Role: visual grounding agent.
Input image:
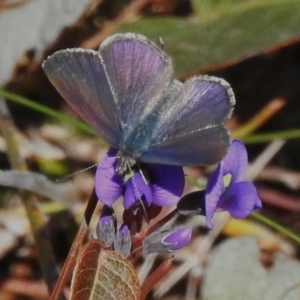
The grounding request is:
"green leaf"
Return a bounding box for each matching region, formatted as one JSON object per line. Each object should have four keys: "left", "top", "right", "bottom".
{"left": 120, "top": 0, "right": 300, "bottom": 76}
{"left": 0, "top": 89, "right": 96, "bottom": 136}
{"left": 191, "top": 0, "right": 254, "bottom": 17}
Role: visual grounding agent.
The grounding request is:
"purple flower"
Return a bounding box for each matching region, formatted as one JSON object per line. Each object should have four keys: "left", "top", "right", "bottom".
{"left": 205, "top": 139, "right": 262, "bottom": 228}
{"left": 95, "top": 148, "right": 124, "bottom": 205}
{"left": 95, "top": 147, "right": 185, "bottom": 210}
{"left": 142, "top": 227, "right": 192, "bottom": 255}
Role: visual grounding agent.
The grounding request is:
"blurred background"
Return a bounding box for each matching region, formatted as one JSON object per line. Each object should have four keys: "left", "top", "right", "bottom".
{"left": 0, "top": 0, "right": 300, "bottom": 299}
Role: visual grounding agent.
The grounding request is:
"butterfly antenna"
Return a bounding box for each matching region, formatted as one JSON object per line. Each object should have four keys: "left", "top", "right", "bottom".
{"left": 56, "top": 163, "right": 98, "bottom": 182}
{"left": 138, "top": 166, "right": 148, "bottom": 185}
{"left": 136, "top": 164, "right": 150, "bottom": 224}
{"left": 140, "top": 197, "right": 150, "bottom": 224}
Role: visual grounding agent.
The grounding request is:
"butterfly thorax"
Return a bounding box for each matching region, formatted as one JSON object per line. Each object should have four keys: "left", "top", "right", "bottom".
{"left": 116, "top": 150, "right": 136, "bottom": 175}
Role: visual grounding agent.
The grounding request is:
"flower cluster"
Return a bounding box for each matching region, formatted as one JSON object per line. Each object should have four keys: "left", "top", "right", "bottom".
{"left": 95, "top": 139, "right": 261, "bottom": 256}
{"left": 43, "top": 32, "right": 262, "bottom": 263}
{"left": 95, "top": 147, "right": 187, "bottom": 256}
{"left": 205, "top": 139, "right": 261, "bottom": 228}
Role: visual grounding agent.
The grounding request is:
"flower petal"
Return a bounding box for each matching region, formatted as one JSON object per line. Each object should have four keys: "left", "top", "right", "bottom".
{"left": 218, "top": 181, "right": 261, "bottom": 218}
{"left": 124, "top": 172, "right": 152, "bottom": 209}
{"left": 222, "top": 139, "right": 248, "bottom": 183}
{"left": 146, "top": 164, "right": 184, "bottom": 206}
{"left": 95, "top": 148, "right": 123, "bottom": 205}
{"left": 123, "top": 172, "right": 152, "bottom": 209}
{"left": 205, "top": 164, "right": 224, "bottom": 229}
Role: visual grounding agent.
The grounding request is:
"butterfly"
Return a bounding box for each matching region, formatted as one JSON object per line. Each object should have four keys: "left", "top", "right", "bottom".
{"left": 42, "top": 32, "right": 235, "bottom": 174}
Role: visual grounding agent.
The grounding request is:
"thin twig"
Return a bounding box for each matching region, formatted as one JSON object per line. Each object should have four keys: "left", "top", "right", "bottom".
{"left": 257, "top": 187, "right": 300, "bottom": 212}
{"left": 81, "top": 0, "right": 151, "bottom": 49}
{"left": 154, "top": 213, "right": 229, "bottom": 298}
{"left": 137, "top": 209, "right": 178, "bottom": 284}
{"left": 140, "top": 258, "right": 173, "bottom": 300}
{"left": 233, "top": 97, "right": 286, "bottom": 138}
{"left": 258, "top": 166, "right": 300, "bottom": 190}
{"left": 246, "top": 139, "right": 285, "bottom": 181}
{"left": 186, "top": 266, "right": 202, "bottom": 300}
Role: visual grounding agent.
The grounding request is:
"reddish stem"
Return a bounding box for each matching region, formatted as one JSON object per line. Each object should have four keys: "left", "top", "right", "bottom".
{"left": 50, "top": 189, "right": 98, "bottom": 300}
{"left": 131, "top": 208, "right": 179, "bottom": 254}
{"left": 140, "top": 257, "right": 173, "bottom": 300}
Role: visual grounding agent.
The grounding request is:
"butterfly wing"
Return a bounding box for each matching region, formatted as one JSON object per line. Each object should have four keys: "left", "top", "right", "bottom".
{"left": 90, "top": 33, "right": 234, "bottom": 165}
{"left": 43, "top": 33, "right": 234, "bottom": 167}
{"left": 98, "top": 33, "right": 173, "bottom": 155}
{"left": 43, "top": 48, "right": 123, "bottom": 148}
{"left": 42, "top": 33, "right": 172, "bottom": 152}
{"left": 139, "top": 76, "right": 235, "bottom": 166}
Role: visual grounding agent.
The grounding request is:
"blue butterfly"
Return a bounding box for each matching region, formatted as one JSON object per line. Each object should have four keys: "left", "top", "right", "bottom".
{"left": 42, "top": 33, "right": 235, "bottom": 174}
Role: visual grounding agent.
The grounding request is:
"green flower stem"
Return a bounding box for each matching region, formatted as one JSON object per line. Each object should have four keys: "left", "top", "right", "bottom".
{"left": 238, "top": 129, "right": 300, "bottom": 143}
{"left": 251, "top": 212, "right": 300, "bottom": 244}
{"left": 0, "top": 89, "right": 95, "bottom": 135}
{"left": 2, "top": 88, "right": 300, "bottom": 145}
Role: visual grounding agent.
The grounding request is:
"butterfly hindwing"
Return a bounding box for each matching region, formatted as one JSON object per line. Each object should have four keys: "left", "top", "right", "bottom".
{"left": 139, "top": 76, "right": 235, "bottom": 166}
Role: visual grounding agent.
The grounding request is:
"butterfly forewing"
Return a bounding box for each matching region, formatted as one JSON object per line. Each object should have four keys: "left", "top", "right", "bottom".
{"left": 99, "top": 33, "right": 173, "bottom": 153}
{"left": 43, "top": 49, "right": 122, "bottom": 148}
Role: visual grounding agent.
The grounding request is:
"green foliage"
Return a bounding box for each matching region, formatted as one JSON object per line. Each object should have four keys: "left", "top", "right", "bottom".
{"left": 121, "top": 0, "right": 300, "bottom": 76}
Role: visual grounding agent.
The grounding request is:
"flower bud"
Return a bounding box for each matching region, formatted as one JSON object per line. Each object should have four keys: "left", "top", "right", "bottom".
{"left": 114, "top": 223, "right": 132, "bottom": 257}
{"left": 142, "top": 227, "right": 192, "bottom": 255}
{"left": 96, "top": 205, "right": 116, "bottom": 247}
